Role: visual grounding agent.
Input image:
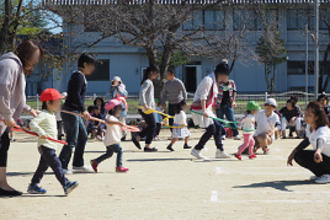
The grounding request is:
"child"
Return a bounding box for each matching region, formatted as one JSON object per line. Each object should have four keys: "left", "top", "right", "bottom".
{"left": 254, "top": 98, "right": 280, "bottom": 154}
{"left": 90, "top": 98, "right": 129, "bottom": 173}
{"left": 167, "top": 101, "right": 192, "bottom": 151}
{"left": 279, "top": 99, "right": 303, "bottom": 139}
{"left": 234, "top": 101, "right": 260, "bottom": 160}
{"left": 28, "top": 88, "right": 78, "bottom": 195}
{"left": 87, "top": 105, "right": 106, "bottom": 140}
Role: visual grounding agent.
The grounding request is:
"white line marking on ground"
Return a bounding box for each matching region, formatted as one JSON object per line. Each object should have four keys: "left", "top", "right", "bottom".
{"left": 210, "top": 190, "right": 218, "bottom": 203}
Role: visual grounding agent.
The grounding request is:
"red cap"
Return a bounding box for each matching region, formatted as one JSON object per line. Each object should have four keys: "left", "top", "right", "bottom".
{"left": 40, "top": 88, "right": 64, "bottom": 102}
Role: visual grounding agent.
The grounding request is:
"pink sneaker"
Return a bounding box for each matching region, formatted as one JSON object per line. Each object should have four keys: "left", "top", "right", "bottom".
{"left": 90, "top": 160, "right": 98, "bottom": 173}
{"left": 116, "top": 166, "right": 129, "bottom": 173}
{"left": 234, "top": 154, "right": 242, "bottom": 160}
{"left": 249, "top": 154, "right": 257, "bottom": 159}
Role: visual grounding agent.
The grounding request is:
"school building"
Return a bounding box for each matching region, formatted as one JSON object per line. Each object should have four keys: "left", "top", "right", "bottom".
{"left": 28, "top": 0, "right": 330, "bottom": 96}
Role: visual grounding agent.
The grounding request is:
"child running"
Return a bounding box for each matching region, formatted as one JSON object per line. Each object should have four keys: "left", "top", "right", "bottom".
{"left": 90, "top": 98, "right": 129, "bottom": 173}
{"left": 234, "top": 101, "right": 260, "bottom": 160}
{"left": 28, "top": 88, "right": 78, "bottom": 195}
{"left": 166, "top": 101, "right": 192, "bottom": 151}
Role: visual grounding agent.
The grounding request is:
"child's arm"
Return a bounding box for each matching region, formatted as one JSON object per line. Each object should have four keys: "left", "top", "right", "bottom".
{"left": 105, "top": 119, "right": 125, "bottom": 127}
{"left": 29, "top": 113, "right": 47, "bottom": 139}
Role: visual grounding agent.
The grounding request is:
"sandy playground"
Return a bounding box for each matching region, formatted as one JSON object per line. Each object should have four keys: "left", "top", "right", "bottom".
{"left": 1, "top": 129, "right": 330, "bottom": 220}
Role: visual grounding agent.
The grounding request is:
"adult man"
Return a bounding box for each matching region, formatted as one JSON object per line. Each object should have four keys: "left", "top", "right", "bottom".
{"left": 160, "top": 68, "right": 187, "bottom": 129}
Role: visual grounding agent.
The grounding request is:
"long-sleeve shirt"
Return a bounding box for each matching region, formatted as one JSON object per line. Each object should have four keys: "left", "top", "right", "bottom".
{"left": 30, "top": 110, "right": 59, "bottom": 150}
{"left": 160, "top": 78, "right": 187, "bottom": 105}
{"left": 138, "top": 79, "right": 155, "bottom": 109}
{"left": 63, "top": 71, "right": 87, "bottom": 112}
{"left": 296, "top": 125, "right": 330, "bottom": 157}
{"left": 0, "top": 52, "right": 31, "bottom": 136}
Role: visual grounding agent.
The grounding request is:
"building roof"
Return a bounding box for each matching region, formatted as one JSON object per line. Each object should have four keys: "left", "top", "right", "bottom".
{"left": 42, "top": 0, "right": 330, "bottom": 6}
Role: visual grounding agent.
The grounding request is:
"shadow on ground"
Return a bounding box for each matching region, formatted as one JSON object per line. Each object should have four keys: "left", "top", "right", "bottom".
{"left": 233, "top": 180, "right": 315, "bottom": 192}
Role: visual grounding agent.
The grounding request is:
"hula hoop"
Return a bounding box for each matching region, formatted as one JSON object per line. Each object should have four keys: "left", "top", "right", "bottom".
{"left": 136, "top": 105, "right": 174, "bottom": 118}
{"left": 11, "top": 127, "right": 68, "bottom": 145}
{"left": 122, "top": 125, "right": 141, "bottom": 132}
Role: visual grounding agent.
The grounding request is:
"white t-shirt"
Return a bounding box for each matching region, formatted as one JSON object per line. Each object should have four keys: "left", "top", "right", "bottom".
{"left": 239, "top": 114, "right": 255, "bottom": 134}
{"left": 174, "top": 111, "right": 187, "bottom": 126}
{"left": 104, "top": 115, "right": 121, "bottom": 146}
{"left": 306, "top": 125, "right": 330, "bottom": 157}
{"left": 255, "top": 110, "right": 280, "bottom": 136}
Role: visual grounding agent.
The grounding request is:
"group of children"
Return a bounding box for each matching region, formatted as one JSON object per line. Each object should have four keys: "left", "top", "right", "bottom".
{"left": 22, "top": 54, "right": 330, "bottom": 195}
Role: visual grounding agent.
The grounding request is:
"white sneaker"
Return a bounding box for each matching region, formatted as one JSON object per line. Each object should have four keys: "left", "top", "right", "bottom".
{"left": 191, "top": 148, "right": 209, "bottom": 160}
{"left": 233, "top": 135, "right": 241, "bottom": 140}
{"left": 216, "top": 150, "right": 231, "bottom": 159}
{"left": 221, "top": 135, "right": 226, "bottom": 140}
{"left": 63, "top": 169, "right": 73, "bottom": 175}
{"left": 72, "top": 165, "right": 94, "bottom": 173}
{"left": 315, "top": 175, "right": 330, "bottom": 184}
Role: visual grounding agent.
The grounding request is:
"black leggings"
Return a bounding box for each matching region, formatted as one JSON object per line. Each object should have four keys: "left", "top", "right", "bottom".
{"left": 139, "top": 110, "right": 156, "bottom": 145}
{"left": 294, "top": 150, "right": 330, "bottom": 177}
{"left": 0, "top": 130, "right": 10, "bottom": 167}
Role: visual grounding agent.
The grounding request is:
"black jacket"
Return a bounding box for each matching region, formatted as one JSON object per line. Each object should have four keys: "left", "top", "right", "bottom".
{"left": 63, "top": 71, "right": 87, "bottom": 112}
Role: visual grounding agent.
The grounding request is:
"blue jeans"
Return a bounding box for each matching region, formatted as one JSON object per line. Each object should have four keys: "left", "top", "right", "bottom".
{"left": 93, "top": 144, "right": 123, "bottom": 167}
{"left": 194, "top": 120, "right": 224, "bottom": 151}
{"left": 31, "top": 146, "right": 69, "bottom": 187}
{"left": 216, "top": 104, "right": 239, "bottom": 136}
{"left": 59, "top": 112, "right": 88, "bottom": 169}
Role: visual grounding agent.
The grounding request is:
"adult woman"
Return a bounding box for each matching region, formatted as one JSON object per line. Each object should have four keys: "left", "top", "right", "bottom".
{"left": 0, "top": 40, "right": 41, "bottom": 196}
{"left": 287, "top": 102, "right": 330, "bottom": 184}
{"left": 190, "top": 62, "right": 231, "bottom": 160}
{"left": 132, "top": 66, "right": 159, "bottom": 152}
{"left": 109, "top": 76, "right": 128, "bottom": 140}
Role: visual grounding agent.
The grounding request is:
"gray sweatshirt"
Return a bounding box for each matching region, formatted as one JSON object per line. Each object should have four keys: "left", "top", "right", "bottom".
{"left": 138, "top": 79, "right": 155, "bottom": 109}
{"left": 160, "top": 77, "right": 187, "bottom": 105}
{"left": 0, "top": 52, "right": 31, "bottom": 135}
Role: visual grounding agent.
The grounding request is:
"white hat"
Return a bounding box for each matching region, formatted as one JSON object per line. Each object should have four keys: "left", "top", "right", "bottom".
{"left": 112, "top": 76, "right": 122, "bottom": 82}
{"left": 265, "top": 98, "right": 277, "bottom": 107}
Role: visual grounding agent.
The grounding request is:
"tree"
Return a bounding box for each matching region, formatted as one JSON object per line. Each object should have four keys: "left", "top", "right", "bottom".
{"left": 255, "top": 27, "right": 287, "bottom": 93}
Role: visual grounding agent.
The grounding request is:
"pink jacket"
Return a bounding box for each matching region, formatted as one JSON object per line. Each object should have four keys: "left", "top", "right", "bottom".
{"left": 0, "top": 52, "right": 31, "bottom": 135}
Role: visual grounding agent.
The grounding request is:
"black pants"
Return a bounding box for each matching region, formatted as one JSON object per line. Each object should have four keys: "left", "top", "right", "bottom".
{"left": 168, "top": 103, "right": 181, "bottom": 131}
{"left": 155, "top": 123, "right": 161, "bottom": 137}
{"left": 294, "top": 150, "right": 330, "bottom": 177}
{"left": 195, "top": 120, "right": 224, "bottom": 151}
{"left": 31, "top": 146, "right": 69, "bottom": 187}
{"left": 93, "top": 144, "right": 123, "bottom": 167}
{"left": 139, "top": 110, "right": 156, "bottom": 145}
{"left": 0, "top": 130, "right": 10, "bottom": 167}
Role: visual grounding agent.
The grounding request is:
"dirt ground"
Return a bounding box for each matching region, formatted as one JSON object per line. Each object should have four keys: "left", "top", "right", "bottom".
{"left": 1, "top": 129, "right": 330, "bottom": 220}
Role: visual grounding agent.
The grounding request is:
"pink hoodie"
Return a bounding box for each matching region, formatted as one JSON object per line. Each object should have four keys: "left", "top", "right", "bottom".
{"left": 0, "top": 52, "right": 31, "bottom": 135}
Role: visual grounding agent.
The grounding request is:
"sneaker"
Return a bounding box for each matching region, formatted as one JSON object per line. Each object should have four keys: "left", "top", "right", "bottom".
{"left": 263, "top": 147, "right": 270, "bottom": 155}
{"left": 310, "top": 176, "right": 318, "bottom": 181}
{"left": 249, "top": 154, "right": 257, "bottom": 159}
{"left": 315, "top": 175, "right": 330, "bottom": 184}
{"left": 116, "top": 166, "right": 129, "bottom": 172}
{"left": 90, "top": 160, "right": 98, "bottom": 173}
{"left": 132, "top": 133, "right": 141, "bottom": 149}
{"left": 221, "top": 135, "right": 226, "bottom": 140}
{"left": 144, "top": 147, "right": 158, "bottom": 152}
{"left": 215, "top": 149, "right": 231, "bottom": 159}
{"left": 27, "top": 184, "right": 47, "bottom": 194}
{"left": 191, "top": 148, "right": 209, "bottom": 160}
{"left": 233, "top": 135, "right": 241, "bottom": 140}
{"left": 72, "top": 165, "right": 94, "bottom": 173}
{"left": 183, "top": 144, "right": 192, "bottom": 149}
{"left": 167, "top": 145, "right": 174, "bottom": 152}
{"left": 234, "top": 154, "right": 242, "bottom": 160}
{"left": 0, "top": 188, "right": 22, "bottom": 197}
{"left": 63, "top": 169, "right": 73, "bottom": 175}
{"left": 64, "top": 181, "right": 79, "bottom": 195}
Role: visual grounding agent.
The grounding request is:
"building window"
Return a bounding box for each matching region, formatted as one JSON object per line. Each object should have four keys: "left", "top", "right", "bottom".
{"left": 204, "top": 10, "right": 225, "bottom": 30}
{"left": 86, "top": 59, "right": 110, "bottom": 81}
{"left": 287, "top": 9, "right": 328, "bottom": 30}
{"left": 287, "top": 61, "right": 330, "bottom": 75}
{"left": 183, "top": 10, "right": 225, "bottom": 31}
{"left": 234, "top": 9, "right": 278, "bottom": 31}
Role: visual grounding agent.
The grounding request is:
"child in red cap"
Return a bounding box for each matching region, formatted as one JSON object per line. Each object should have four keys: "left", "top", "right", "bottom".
{"left": 27, "top": 88, "right": 78, "bottom": 195}
{"left": 90, "top": 98, "right": 129, "bottom": 173}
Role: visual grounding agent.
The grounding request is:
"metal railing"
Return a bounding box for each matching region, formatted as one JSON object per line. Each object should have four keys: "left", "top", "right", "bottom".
{"left": 27, "top": 91, "right": 325, "bottom": 115}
